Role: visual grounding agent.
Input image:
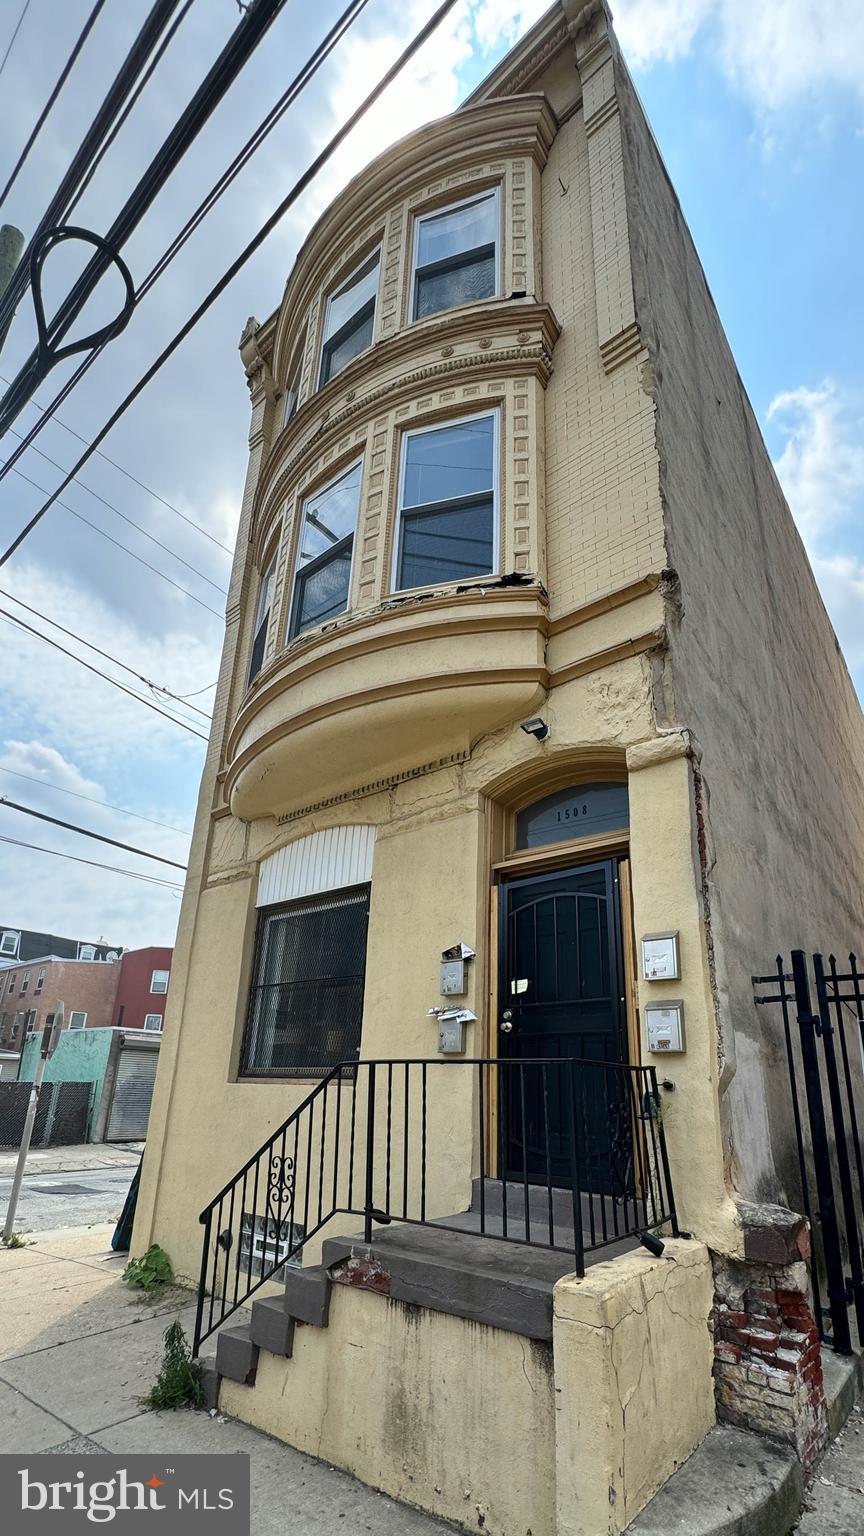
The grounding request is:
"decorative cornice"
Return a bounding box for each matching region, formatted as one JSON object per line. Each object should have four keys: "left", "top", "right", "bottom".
{"left": 253, "top": 301, "right": 560, "bottom": 548}
{"left": 271, "top": 95, "right": 558, "bottom": 381}
{"left": 464, "top": 11, "right": 572, "bottom": 106}
{"left": 274, "top": 751, "right": 471, "bottom": 825}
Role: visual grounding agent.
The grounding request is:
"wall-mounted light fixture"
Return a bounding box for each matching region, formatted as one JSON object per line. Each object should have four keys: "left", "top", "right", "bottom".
{"left": 520, "top": 716, "right": 549, "bottom": 741}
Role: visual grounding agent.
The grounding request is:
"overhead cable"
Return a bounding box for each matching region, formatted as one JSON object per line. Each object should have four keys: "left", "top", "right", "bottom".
{"left": 0, "top": 797, "right": 187, "bottom": 869}
{"left": 0, "top": 765, "right": 192, "bottom": 836}
{"left": 0, "top": 0, "right": 109, "bottom": 210}
{"left": 0, "top": 0, "right": 464, "bottom": 566}
{"left": 0, "top": 0, "right": 34, "bottom": 82}
{"left": 0, "top": 587, "right": 213, "bottom": 718}
{"left": 0, "top": 832, "right": 185, "bottom": 889}
{"left": 0, "top": 0, "right": 374, "bottom": 476}
{"left": 0, "top": 608, "right": 210, "bottom": 739}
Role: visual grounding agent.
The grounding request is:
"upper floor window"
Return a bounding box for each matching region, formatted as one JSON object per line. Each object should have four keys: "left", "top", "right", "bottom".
{"left": 319, "top": 250, "right": 380, "bottom": 387}
{"left": 150, "top": 969, "right": 170, "bottom": 994}
{"left": 283, "top": 350, "right": 303, "bottom": 426}
{"left": 394, "top": 413, "right": 497, "bottom": 592}
{"left": 35, "top": 967, "right": 44, "bottom": 993}
{"left": 69, "top": 1011, "right": 87, "bottom": 1030}
{"left": 21, "top": 971, "right": 30, "bottom": 993}
{"left": 7, "top": 974, "right": 16, "bottom": 994}
{"left": 0, "top": 929, "right": 18, "bottom": 957}
{"left": 290, "top": 460, "right": 362, "bottom": 638}
{"left": 79, "top": 943, "right": 96, "bottom": 960}
{"left": 143, "top": 1013, "right": 163, "bottom": 1032}
{"left": 412, "top": 190, "right": 498, "bottom": 322}
{"left": 248, "top": 556, "right": 276, "bottom": 686}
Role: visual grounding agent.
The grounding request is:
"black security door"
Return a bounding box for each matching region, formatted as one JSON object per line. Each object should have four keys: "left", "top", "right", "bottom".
{"left": 498, "top": 860, "right": 629, "bottom": 1191}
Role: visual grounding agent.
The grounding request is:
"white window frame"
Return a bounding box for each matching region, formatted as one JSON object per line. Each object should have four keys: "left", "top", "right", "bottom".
{"left": 410, "top": 188, "right": 501, "bottom": 324}
{"left": 78, "top": 943, "right": 96, "bottom": 960}
{"left": 0, "top": 929, "right": 18, "bottom": 957}
{"left": 35, "top": 967, "right": 45, "bottom": 992}
{"left": 288, "top": 457, "right": 363, "bottom": 640}
{"left": 20, "top": 971, "right": 30, "bottom": 993}
{"left": 150, "top": 969, "right": 170, "bottom": 994}
{"left": 7, "top": 974, "right": 16, "bottom": 994}
{"left": 143, "top": 1013, "right": 163, "bottom": 1032}
{"left": 391, "top": 409, "right": 500, "bottom": 596}
{"left": 318, "top": 247, "right": 381, "bottom": 389}
{"left": 248, "top": 553, "right": 277, "bottom": 687}
{"left": 68, "top": 1011, "right": 87, "bottom": 1030}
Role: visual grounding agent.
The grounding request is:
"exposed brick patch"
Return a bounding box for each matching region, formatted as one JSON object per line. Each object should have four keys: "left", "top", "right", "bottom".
{"left": 711, "top": 1209, "right": 828, "bottom": 1472}
{"left": 329, "top": 1255, "right": 391, "bottom": 1295}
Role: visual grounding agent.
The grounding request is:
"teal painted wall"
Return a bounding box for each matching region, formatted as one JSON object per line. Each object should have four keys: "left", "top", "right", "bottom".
{"left": 18, "top": 1029, "right": 115, "bottom": 1138}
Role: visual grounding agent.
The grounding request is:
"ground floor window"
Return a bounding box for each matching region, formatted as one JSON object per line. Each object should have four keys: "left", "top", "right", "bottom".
{"left": 240, "top": 884, "right": 370, "bottom": 1078}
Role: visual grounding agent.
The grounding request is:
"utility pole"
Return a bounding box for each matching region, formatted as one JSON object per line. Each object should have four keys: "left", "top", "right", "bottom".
{"left": 2, "top": 1003, "right": 63, "bottom": 1240}
{"left": 0, "top": 224, "right": 25, "bottom": 352}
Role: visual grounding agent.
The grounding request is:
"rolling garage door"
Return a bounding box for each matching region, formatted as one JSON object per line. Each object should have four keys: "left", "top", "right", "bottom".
{"left": 105, "top": 1042, "right": 158, "bottom": 1141}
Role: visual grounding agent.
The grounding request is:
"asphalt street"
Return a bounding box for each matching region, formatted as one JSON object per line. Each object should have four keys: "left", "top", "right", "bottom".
{"left": 0, "top": 1163, "right": 138, "bottom": 1235}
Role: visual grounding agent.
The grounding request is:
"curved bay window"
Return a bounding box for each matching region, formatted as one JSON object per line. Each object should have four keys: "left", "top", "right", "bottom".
{"left": 289, "top": 460, "right": 362, "bottom": 638}
{"left": 411, "top": 190, "right": 498, "bottom": 321}
{"left": 394, "top": 412, "right": 497, "bottom": 591}
{"left": 240, "top": 885, "right": 370, "bottom": 1078}
{"left": 515, "top": 783, "right": 630, "bottom": 851}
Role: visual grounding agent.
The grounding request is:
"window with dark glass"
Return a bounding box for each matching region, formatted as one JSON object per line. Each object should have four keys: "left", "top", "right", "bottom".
{"left": 412, "top": 191, "right": 498, "bottom": 322}
{"left": 283, "top": 351, "right": 302, "bottom": 425}
{"left": 515, "top": 783, "right": 630, "bottom": 850}
{"left": 240, "top": 885, "right": 370, "bottom": 1078}
{"left": 319, "top": 251, "right": 380, "bottom": 387}
{"left": 248, "top": 557, "right": 276, "bottom": 685}
{"left": 290, "top": 460, "right": 361, "bottom": 637}
{"left": 395, "top": 413, "right": 496, "bottom": 591}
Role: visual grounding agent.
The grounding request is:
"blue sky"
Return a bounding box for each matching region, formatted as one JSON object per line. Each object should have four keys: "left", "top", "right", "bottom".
{"left": 0, "top": 0, "right": 861, "bottom": 947}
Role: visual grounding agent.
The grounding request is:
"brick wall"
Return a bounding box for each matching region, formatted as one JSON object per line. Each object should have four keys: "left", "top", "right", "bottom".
{"left": 0, "top": 958, "right": 119, "bottom": 1046}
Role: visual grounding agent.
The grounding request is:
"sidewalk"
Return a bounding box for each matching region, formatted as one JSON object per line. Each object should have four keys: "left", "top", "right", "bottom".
{"left": 796, "top": 1399, "right": 864, "bottom": 1534}
{"left": 0, "top": 1141, "right": 143, "bottom": 1179}
{"left": 0, "top": 1223, "right": 450, "bottom": 1535}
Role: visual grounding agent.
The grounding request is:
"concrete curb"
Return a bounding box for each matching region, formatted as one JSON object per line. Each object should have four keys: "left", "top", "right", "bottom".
{"left": 626, "top": 1424, "right": 801, "bottom": 1535}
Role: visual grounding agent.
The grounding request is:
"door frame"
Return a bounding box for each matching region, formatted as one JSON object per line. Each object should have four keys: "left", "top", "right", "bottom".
{"left": 487, "top": 839, "right": 640, "bottom": 1178}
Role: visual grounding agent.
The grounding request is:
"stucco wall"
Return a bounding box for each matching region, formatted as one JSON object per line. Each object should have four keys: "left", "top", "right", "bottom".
{"left": 613, "top": 42, "right": 864, "bottom": 1204}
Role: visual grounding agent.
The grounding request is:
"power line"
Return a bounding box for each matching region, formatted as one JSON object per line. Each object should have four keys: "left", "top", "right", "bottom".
{"left": 0, "top": 0, "right": 463, "bottom": 566}
{"left": 0, "top": 765, "right": 192, "bottom": 836}
{"left": 0, "top": 0, "right": 109, "bottom": 209}
{"left": 0, "top": 587, "right": 213, "bottom": 718}
{"left": 0, "top": 0, "right": 375, "bottom": 478}
{"left": 0, "top": 797, "right": 188, "bottom": 869}
{"left": 3, "top": 379, "right": 233, "bottom": 555}
{"left": 0, "top": 0, "right": 33, "bottom": 81}
{"left": 0, "top": 832, "right": 185, "bottom": 890}
{"left": 6, "top": 426, "right": 229, "bottom": 595}
{"left": 1, "top": 455, "right": 225, "bottom": 618}
{"left": 0, "top": 608, "right": 210, "bottom": 739}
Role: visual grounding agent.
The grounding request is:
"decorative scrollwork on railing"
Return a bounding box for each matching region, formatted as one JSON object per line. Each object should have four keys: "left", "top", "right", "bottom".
{"left": 267, "top": 1153, "right": 295, "bottom": 1231}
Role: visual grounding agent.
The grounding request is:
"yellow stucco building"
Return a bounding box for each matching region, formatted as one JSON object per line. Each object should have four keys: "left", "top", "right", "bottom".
{"left": 134, "top": 3, "right": 864, "bottom": 1531}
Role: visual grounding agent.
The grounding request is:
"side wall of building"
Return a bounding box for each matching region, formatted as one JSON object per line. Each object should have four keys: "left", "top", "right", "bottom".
{"left": 112, "top": 947, "right": 173, "bottom": 1030}
{"left": 613, "top": 35, "right": 864, "bottom": 1204}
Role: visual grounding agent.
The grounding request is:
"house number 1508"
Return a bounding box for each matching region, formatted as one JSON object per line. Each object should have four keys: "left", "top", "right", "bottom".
{"left": 556, "top": 804, "right": 589, "bottom": 821}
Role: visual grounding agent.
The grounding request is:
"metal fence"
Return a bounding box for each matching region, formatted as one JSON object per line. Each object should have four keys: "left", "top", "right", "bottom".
{"left": 194, "top": 1055, "right": 677, "bottom": 1353}
{"left": 754, "top": 950, "right": 864, "bottom": 1354}
{"left": 0, "top": 1080, "right": 93, "bottom": 1148}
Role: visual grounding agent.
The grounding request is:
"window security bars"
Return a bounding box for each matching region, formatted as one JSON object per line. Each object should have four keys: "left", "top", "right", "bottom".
{"left": 193, "top": 1055, "right": 677, "bottom": 1353}
{"left": 412, "top": 191, "right": 498, "bottom": 321}
{"left": 754, "top": 950, "right": 864, "bottom": 1354}
{"left": 240, "top": 885, "right": 370, "bottom": 1078}
{"left": 290, "top": 460, "right": 363, "bottom": 638}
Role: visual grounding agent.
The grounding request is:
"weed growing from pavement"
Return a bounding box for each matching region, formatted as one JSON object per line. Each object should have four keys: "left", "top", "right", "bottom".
{"left": 1, "top": 1232, "right": 30, "bottom": 1248}
{"left": 123, "top": 1242, "right": 173, "bottom": 1294}
{"left": 143, "top": 1321, "right": 205, "bottom": 1410}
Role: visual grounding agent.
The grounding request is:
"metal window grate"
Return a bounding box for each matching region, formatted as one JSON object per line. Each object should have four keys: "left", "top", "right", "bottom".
{"left": 240, "top": 884, "right": 370, "bottom": 1079}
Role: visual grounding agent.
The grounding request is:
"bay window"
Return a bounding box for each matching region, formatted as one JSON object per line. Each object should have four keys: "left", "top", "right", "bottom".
{"left": 411, "top": 190, "right": 498, "bottom": 321}
{"left": 319, "top": 250, "right": 380, "bottom": 386}
{"left": 248, "top": 556, "right": 276, "bottom": 685}
{"left": 394, "top": 412, "right": 497, "bottom": 592}
{"left": 290, "top": 460, "right": 362, "bottom": 638}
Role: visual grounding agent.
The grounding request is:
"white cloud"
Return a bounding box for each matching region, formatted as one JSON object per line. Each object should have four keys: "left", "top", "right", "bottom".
{"left": 766, "top": 378, "right": 864, "bottom": 690}
{"left": 767, "top": 380, "right": 864, "bottom": 543}
{"left": 615, "top": 0, "right": 864, "bottom": 111}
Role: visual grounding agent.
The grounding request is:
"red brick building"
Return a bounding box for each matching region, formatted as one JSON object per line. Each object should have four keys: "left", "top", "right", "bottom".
{"left": 0, "top": 956, "right": 119, "bottom": 1048}
{"left": 111, "top": 947, "right": 173, "bottom": 1034}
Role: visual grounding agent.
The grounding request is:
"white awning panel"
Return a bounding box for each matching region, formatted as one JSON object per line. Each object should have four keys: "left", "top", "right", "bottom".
{"left": 257, "top": 825, "right": 377, "bottom": 908}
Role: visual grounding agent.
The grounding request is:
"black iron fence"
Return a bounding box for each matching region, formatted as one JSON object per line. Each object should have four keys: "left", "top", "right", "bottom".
{"left": 194, "top": 1055, "right": 677, "bottom": 1353}
{"left": 754, "top": 950, "right": 864, "bottom": 1354}
{"left": 0, "top": 1079, "right": 93, "bottom": 1148}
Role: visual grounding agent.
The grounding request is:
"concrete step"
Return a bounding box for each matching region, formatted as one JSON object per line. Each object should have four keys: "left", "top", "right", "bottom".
{"left": 250, "top": 1296, "right": 295, "bottom": 1357}
{"left": 214, "top": 1323, "right": 258, "bottom": 1386}
{"left": 469, "top": 1177, "right": 642, "bottom": 1255}
{"left": 284, "top": 1263, "right": 331, "bottom": 1327}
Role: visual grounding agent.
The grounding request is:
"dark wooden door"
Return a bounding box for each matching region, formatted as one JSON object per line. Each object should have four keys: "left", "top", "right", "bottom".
{"left": 497, "top": 860, "right": 629, "bottom": 1191}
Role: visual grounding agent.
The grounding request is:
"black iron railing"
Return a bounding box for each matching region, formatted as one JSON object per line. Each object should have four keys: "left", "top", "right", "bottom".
{"left": 193, "top": 1056, "right": 677, "bottom": 1353}
{"left": 754, "top": 950, "right": 864, "bottom": 1354}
